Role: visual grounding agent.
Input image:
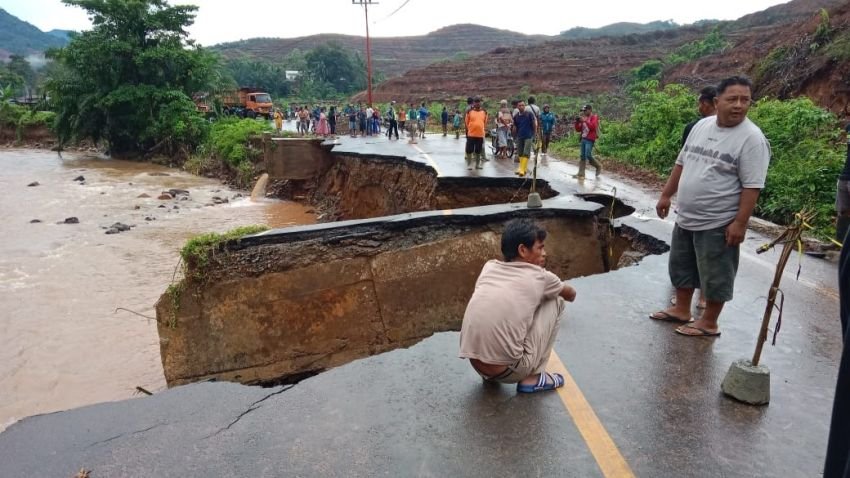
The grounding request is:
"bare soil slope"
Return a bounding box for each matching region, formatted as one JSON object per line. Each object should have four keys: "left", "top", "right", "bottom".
{"left": 357, "top": 0, "right": 850, "bottom": 115}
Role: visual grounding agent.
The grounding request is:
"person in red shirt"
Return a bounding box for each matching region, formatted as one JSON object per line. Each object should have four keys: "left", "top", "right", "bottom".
{"left": 573, "top": 104, "right": 602, "bottom": 179}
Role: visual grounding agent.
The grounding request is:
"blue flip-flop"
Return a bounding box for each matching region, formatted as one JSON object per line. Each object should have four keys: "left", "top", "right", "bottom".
{"left": 517, "top": 372, "right": 565, "bottom": 393}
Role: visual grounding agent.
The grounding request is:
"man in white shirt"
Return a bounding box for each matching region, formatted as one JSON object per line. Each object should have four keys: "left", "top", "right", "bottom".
{"left": 651, "top": 76, "right": 771, "bottom": 337}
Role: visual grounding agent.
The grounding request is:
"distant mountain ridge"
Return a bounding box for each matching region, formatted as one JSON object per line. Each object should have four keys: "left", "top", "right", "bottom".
{"left": 211, "top": 24, "right": 549, "bottom": 78}
{"left": 0, "top": 8, "right": 69, "bottom": 57}
{"left": 560, "top": 20, "right": 682, "bottom": 39}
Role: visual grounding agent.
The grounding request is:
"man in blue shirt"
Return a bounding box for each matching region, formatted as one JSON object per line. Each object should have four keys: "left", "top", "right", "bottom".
{"left": 513, "top": 101, "right": 537, "bottom": 177}
{"left": 418, "top": 103, "right": 430, "bottom": 139}
{"left": 441, "top": 106, "right": 449, "bottom": 136}
{"left": 540, "top": 105, "right": 556, "bottom": 155}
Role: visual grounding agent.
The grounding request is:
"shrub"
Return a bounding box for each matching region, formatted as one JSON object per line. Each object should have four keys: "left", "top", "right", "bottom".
{"left": 747, "top": 97, "right": 844, "bottom": 233}
{"left": 206, "top": 118, "right": 270, "bottom": 167}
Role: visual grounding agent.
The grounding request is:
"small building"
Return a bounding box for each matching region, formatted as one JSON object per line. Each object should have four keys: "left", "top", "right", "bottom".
{"left": 285, "top": 70, "right": 301, "bottom": 81}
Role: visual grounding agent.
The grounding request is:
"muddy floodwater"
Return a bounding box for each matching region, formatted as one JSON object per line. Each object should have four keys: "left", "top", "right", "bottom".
{"left": 0, "top": 149, "right": 315, "bottom": 431}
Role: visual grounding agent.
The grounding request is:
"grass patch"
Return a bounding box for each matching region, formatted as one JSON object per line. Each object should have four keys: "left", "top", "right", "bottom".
{"left": 180, "top": 224, "right": 270, "bottom": 275}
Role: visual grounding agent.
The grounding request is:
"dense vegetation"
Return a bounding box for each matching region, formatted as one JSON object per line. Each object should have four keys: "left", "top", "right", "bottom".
{"left": 46, "top": 0, "right": 217, "bottom": 157}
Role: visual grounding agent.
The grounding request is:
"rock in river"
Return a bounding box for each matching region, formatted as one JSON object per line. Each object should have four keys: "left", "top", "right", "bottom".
{"left": 157, "top": 193, "right": 173, "bottom": 200}
{"left": 73, "top": 175, "right": 85, "bottom": 182}
{"left": 27, "top": 181, "right": 40, "bottom": 187}
{"left": 104, "top": 222, "right": 133, "bottom": 234}
{"left": 61, "top": 217, "right": 79, "bottom": 224}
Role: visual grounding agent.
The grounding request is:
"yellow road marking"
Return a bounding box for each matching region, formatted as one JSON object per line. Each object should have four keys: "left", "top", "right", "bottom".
{"left": 547, "top": 351, "right": 636, "bottom": 478}
{"left": 411, "top": 144, "right": 442, "bottom": 176}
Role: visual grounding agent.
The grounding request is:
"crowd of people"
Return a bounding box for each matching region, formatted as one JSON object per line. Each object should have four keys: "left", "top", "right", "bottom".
{"left": 266, "top": 98, "right": 587, "bottom": 162}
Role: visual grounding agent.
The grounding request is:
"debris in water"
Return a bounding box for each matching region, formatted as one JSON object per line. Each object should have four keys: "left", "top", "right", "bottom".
{"left": 61, "top": 217, "right": 79, "bottom": 224}
{"left": 27, "top": 181, "right": 39, "bottom": 187}
{"left": 73, "top": 175, "right": 85, "bottom": 182}
{"left": 30, "top": 219, "right": 42, "bottom": 223}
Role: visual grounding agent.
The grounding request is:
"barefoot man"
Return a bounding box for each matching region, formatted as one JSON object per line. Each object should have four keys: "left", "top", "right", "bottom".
{"left": 650, "top": 76, "right": 770, "bottom": 337}
{"left": 459, "top": 218, "right": 577, "bottom": 393}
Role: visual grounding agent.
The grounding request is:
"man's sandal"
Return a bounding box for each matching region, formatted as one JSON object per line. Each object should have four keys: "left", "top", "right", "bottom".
{"left": 517, "top": 372, "right": 565, "bottom": 393}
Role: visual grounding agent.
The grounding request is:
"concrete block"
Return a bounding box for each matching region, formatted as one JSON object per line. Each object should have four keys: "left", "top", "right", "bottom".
{"left": 721, "top": 359, "right": 770, "bottom": 405}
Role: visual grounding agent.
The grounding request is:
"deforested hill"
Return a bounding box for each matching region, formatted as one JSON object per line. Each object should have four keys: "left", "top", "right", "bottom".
{"left": 210, "top": 24, "right": 550, "bottom": 78}
{"left": 356, "top": 0, "right": 850, "bottom": 115}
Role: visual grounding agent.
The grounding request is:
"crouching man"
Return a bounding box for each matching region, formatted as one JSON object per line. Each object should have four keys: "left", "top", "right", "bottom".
{"left": 459, "top": 218, "right": 577, "bottom": 393}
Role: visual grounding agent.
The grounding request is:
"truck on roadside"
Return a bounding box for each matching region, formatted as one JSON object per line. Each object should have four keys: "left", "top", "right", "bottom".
{"left": 193, "top": 87, "right": 274, "bottom": 120}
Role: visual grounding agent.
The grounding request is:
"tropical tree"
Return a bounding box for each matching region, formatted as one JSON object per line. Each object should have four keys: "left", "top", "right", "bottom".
{"left": 303, "top": 42, "right": 367, "bottom": 95}
{"left": 47, "top": 0, "right": 217, "bottom": 156}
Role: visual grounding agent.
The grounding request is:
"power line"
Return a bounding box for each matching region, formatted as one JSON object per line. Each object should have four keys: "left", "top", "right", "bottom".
{"left": 376, "top": 0, "right": 413, "bottom": 23}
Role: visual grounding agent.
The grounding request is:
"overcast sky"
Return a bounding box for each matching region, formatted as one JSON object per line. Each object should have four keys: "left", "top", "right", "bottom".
{"left": 4, "top": 0, "right": 789, "bottom": 45}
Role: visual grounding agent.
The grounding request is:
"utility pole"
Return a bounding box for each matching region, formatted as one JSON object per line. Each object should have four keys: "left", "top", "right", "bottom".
{"left": 352, "top": 0, "right": 377, "bottom": 105}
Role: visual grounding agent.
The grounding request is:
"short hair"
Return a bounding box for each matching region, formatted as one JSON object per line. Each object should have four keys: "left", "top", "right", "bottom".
{"left": 501, "top": 219, "right": 547, "bottom": 261}
{"left": 467, "top": 97, "right": 474, "bottom": 104}
{"left": 527, "top": 96, "right": 536, "bottom": 105}
{"left": 698, "top": 86, "right": 718, "bottom": 103}
{"left": 716, "top": 76, "right": 753, "bottom": 95}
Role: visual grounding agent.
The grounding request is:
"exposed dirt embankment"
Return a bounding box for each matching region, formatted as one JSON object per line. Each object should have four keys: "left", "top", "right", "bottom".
{"left": 156, "top": 212, "right": 607, "bottom": 386}
{"left": 310, "top": 156, "right": 438, "bottom": 220}
{"left": 666, "top": 2, "right": 850, "bottom": 115}
{"left": 271, "top": 153, "right": 559, "bottom": 222}
{"left": 0, "top": 124, "right": 57, "bottom": 148}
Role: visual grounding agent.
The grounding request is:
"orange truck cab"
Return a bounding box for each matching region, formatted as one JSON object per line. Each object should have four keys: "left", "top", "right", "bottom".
{"left": 236, "top": 88, "right": 273, "bottom": 119}
{"left": 195, "top": 87, "right": 274, "bottom": 119}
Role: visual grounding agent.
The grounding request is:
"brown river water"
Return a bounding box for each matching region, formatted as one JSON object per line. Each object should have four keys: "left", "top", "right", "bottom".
{"left": 0, "top": 149, "right": 315, "bottom": 431}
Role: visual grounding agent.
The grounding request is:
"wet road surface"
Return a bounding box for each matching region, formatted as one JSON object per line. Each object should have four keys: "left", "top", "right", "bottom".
{"left": 0, "top": 132, "right": 842, "bottom": 477}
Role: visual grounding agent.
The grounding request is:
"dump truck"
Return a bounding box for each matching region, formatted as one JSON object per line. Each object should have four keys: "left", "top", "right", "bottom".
{"left": 194, "top": 87, "right": 274, "bottom": 119}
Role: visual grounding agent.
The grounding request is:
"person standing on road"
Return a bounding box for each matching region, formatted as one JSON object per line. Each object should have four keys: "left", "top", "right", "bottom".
{"left": 513, "top": 101, "right": 537, "bottom": 177}
{"left": 573, "top": 105, "right": 602, "bottom": 179}
{"left": 836, "top": 123, "right": 850, "bottom": 242}
{"left": 385, "top": 101, "right": 400, "bottom": 140}
{"left": 669, "top": 86, "right": 718, "bottom": 311}
{"left": 298, "top": 106, "right": 310, "bottom": 136}
{"left": 459, "top": 218, "right": 577, "bottom": 393}
{"left": 453, "top": 109, "right": 462, "bottom": 139}
{"left": 365, "top": 105, "right": 374, "bottom": 136}
{"left": 407, "top": 103, "right": 419, "bottom": 143}
{"left": 540, "top": 105, "right": 556, "bottom": 155}
{"left": 441, "top": 106, "right": 450, "bottom": 136}
{"left": 496, "top": 99, "right": 513, "bottom": 159}
{"left": 824, "top": 223, "right": 850, "bottom": 478}
{"left": 357, "top": 106, "right": 368, "bottom": 137}
{"left": 315, "top": 107, "right": 330, "bottom": 137}
{"left": 398, "top": 103, "right": 407, "bottom": 138}
{"left": 418, "top": 102, "right": 430, "bottom": 139}
{"left": 464, "top": 96, "right": 488, "bottom": 170}
{"left": 273, "top": 109, "right": 283, "bottom": 132}
{"left": 328, "top": 106, "right": 337, "bottom": 136}
{"left": 650, "top": 76, "right": 771, "bottom": 337}
{"left": 348, "top": 108, "right": 357, "bottom": 137}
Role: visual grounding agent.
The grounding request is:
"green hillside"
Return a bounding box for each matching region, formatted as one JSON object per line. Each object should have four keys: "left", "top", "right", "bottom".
{"left": 0, "top": 8, "right": 69, "bottom": 55}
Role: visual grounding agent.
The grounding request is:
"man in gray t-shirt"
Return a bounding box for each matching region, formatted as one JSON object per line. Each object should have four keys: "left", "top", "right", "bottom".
{"left": 651, "top": 76, "right": 771, "bottom": 337}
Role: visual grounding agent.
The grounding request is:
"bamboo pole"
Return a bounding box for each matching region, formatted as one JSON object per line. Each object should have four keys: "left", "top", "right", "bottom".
{"left": 751, "top": 209, "right": 815, "bottom": 366}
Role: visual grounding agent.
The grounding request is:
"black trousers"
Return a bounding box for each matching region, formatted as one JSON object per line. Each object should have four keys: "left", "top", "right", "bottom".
{"left": 825, "top": 227, "right": 850, "bottom": 478}
{"left": 386, "top": 119, "right": 399, "bottom": 139}
{"left": 465, "top": 137, "right": 484, "bottom": 155}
